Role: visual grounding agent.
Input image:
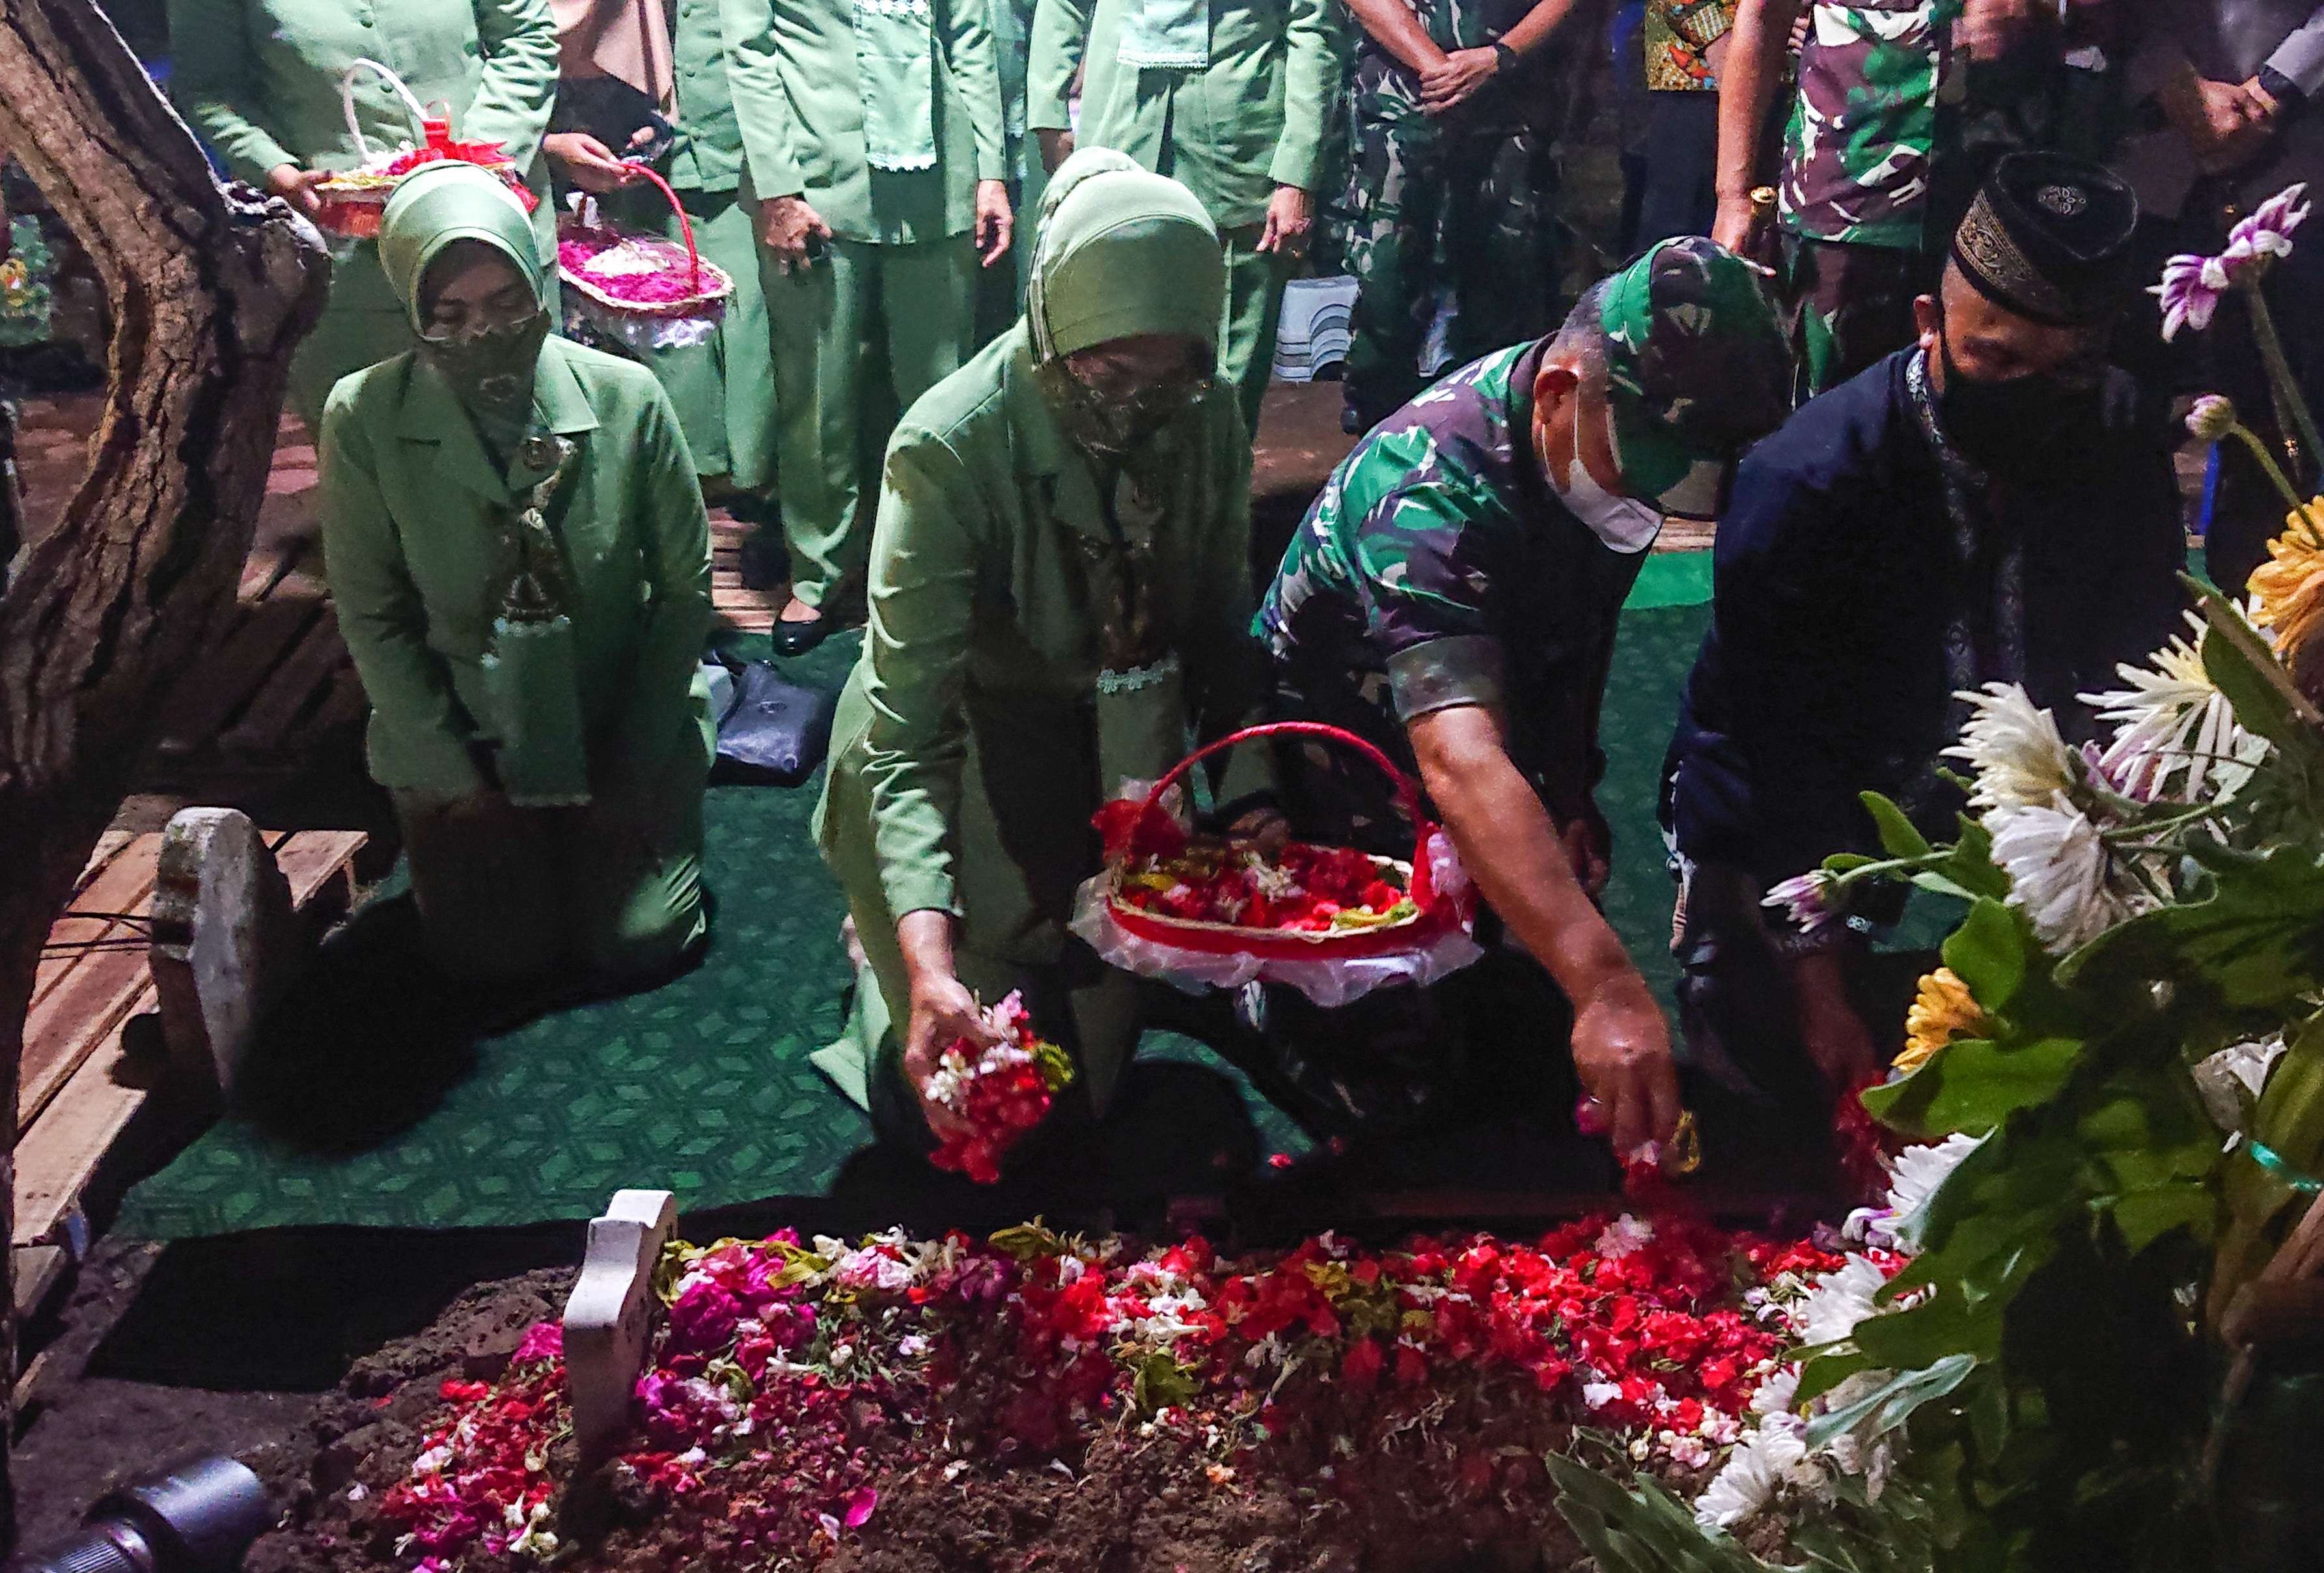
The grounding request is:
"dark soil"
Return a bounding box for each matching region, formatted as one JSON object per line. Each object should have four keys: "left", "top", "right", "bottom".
{"left": 245, "top": 1269, "right": 574, "bottom": 1573}
{"left": 240, "top": 1262, "right": 1600, "bottom": 1573}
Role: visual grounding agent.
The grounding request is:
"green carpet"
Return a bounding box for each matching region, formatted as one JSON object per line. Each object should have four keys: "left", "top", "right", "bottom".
{"left": 117, "top": 570, "right": 1713, "bottom": 1238}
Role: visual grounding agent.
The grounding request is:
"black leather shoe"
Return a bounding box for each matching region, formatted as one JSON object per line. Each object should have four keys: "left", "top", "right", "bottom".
{"left": 773, "top": 611, "right": 832, "bottom": 658}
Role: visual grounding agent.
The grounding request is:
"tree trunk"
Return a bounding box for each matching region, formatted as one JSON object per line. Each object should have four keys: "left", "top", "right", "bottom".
{"left": 0, "top": 0, "right": 327, "bottom": 1541}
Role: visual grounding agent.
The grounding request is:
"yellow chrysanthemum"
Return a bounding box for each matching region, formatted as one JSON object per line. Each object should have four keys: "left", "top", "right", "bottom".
{"left": 1896, "top": 967, "right": 1986, "bottom": 1077}
{"left": 2247, "top": 497, "right": 2324, "bottom": 658}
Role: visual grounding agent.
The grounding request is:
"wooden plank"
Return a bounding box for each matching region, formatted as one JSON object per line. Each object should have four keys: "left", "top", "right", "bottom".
{"left": 34, "top": 833, "right": 159, "bottom": 1013}
{"left": 19, "top": 947, "right": 152, "bottom": 1136}
{"left": 154, "top": 595, "right": 326, "bottom": 751}
{"left": 12, "top": 1244, "right": 66, "bottom": 1323}
{"left": 222, "top": 606, "right": 348, "bottom": 754}
{"left": 14, "top": 1029, "right": 148, "bottom": 1247}
{"left": 275, "top": 830, "right": 368, "bottom": 932}
{"left": 75, "top": 830, "right": 135, "bottom": 895}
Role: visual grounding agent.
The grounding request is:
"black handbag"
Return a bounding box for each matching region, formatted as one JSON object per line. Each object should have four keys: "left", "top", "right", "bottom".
{"left": 711, "top": 660, "right": 838, "bottom": 787}
{"left": 549, "top": 76, "right": 680, "bottom": 167}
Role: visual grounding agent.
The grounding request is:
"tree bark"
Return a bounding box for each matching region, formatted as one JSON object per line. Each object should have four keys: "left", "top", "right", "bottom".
{"left": 0, "top": 0, "right": 327, "bottom": 1542}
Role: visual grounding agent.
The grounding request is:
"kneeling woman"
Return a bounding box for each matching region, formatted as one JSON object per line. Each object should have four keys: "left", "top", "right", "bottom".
{"left": 816, "top": 152, "right": 1271, "bottom": 1154}
{"left": 320, "top": 162, "right": 715, "bottom": 987}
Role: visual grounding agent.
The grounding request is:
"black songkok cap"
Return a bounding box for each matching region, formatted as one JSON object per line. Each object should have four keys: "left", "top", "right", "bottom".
{"left": 1950, "top": 151, "right": 2140, "bottom": 327}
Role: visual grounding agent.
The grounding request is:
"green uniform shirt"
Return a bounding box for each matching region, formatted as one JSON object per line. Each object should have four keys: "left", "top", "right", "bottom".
{"left": 719, "top": 0, "right": 1009, "bottom": 244}
{"left": 827, "top": 321, "right": 1267, "bottom": 921}
{"left": 667, "top": 0, "right": 747, "bottom": 193}
{"left": 170, "top": 0, "right": 558, "bottom": 195}
{"left": 318, "top": 337, "right": 715, "bottom": 800}
{"left": 1026, "top": 0, "right": 1340, "bottom": 229}
{"left": 169, "top": 0, "right": 559, "bottom": 318}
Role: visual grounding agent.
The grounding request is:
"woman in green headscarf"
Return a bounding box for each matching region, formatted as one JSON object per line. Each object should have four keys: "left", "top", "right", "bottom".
{"left": 319, "top": 163, "right": 715, "bottom": 989}
{"left": 813, "top": 150, "right": 1273, "bottom": 1158}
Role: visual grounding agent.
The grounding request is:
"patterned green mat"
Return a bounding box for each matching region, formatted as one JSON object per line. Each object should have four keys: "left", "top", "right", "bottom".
{"left": 117, "top": 572, "right": 1711, "bottom": 1238}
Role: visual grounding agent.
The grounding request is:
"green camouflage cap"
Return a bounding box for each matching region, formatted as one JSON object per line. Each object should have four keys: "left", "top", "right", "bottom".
{"left": 1596, "top": 236, "right": 1793, "bottom": 520}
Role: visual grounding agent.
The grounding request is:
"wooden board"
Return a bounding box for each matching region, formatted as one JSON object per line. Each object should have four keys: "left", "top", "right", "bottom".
{"left": 13, "top": 828, "right": 371, "bottom": 1246}
{"left": 15, "top": 1028, "right": 150, "bottom": 1247}
{"left": 224, "top": 606, "right": 346, "bottom": 754}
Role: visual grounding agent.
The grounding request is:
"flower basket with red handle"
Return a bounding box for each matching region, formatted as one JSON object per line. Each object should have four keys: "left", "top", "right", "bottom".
{"left": 310, "top": 59, "right": 538, "bottom": 240}
{"left": 556, "top": 170, "right": 734, "bottom": 354}
{"left": 1070, "top": 721, "right": 1484, "bottom": 1006}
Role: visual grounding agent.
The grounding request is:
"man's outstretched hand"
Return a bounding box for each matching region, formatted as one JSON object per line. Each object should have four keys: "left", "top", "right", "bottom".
{"left": 1571, "top": 975, "right": 1682, "bottom": 1157}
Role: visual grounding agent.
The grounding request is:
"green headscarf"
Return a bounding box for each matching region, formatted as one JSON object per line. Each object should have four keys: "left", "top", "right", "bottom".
{"left": 1028, "top": 150, "right": 1224, "bottom": 365}
{"left": 377, "top": 161, "right": 551, "bottom": 334}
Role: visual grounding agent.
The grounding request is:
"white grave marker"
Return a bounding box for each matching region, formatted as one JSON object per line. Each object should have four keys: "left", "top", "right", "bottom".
{"left": 562, "top": 1188, "right": 679, "bottom": 1457}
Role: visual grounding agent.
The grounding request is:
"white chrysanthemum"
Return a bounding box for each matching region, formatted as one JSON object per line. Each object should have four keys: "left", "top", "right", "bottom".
{"left": 1794, "top": 1255, "right": 1890, "bottom": 1348}
{"left": 1694, "top": 1423, "right": 1810, "bottom": 1529}
{"left": 2083, "top": 615, "right": 2269, "bottom": 803}
{"left": 1944, "top": 684, "right": 2079, "bottom": 811}
{"left": 1749, "top": 1365, "right": 1801, "bottom": 1420}
{"left": 1864, "top": 1133, "right": 1986, "bottom": 1253}
{"left": 1987, "top": 792, "right": 2142, "bottom": 953}
{"left": 2192, "top": 1036, "right": 2289, "bottom": 1132}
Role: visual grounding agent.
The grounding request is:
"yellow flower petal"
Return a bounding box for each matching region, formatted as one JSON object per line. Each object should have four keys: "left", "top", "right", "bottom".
{"left": 1896, "top": 967, "right": 1986, "bottom": 1077}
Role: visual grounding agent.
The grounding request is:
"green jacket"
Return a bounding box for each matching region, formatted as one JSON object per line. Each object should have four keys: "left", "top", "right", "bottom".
{"left": 667, "top": 0, "right": 747, "bottom": 193}
{"left": 1026, "top": 0, "right": 1340, "bottom": 229}
{"left": 318, "top": 337, "right": 715, "bottom": 799}
{"left": 820, "top": 320, "right": 1268, "bottom": 926}
{"left": 169, "top": 0, "right": 558, "bottom": 192}
{"left": 719, "top": 0, "right": 1009, "bottom": 245}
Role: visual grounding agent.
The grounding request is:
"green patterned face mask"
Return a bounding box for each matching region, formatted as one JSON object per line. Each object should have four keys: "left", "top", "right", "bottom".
{"left": 1035, "top": 355, "right": 1211, "bottom": 458}
{"left": 421, "top": 311, "right": 551, "bottom": 446}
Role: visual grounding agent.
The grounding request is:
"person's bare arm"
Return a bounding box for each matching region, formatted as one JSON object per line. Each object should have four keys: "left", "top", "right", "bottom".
{"left": 1408, "top": 704, "right": 1680, "bottom": 1154}
{"left": 1783, "top": 947, "right": 1883, "bottom": 1089}
{"left": 1711, "top": 0, "right": 1805, "bottom": 250}
{"left": 1341, "top": 0, "right": 1450, "bottom": 74}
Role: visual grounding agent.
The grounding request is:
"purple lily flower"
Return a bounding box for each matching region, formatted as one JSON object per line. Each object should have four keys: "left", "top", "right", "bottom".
{"left": 2229, "top": 182, "right": 2310, "bottom": 264}
{"left": 2152, "top": 249, "right": 2241, "bottom": 341}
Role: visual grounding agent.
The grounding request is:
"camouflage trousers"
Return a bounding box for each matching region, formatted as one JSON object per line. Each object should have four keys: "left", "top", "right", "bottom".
{"left": 1782, "top": 235, "right": 1935, "bottom": 402}
{"left": 1340, "top": 99, "right": 1564, "bottom": 430}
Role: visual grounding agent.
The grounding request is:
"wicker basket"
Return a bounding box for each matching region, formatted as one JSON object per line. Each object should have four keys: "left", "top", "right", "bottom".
{"left": 309, "top": 59, "right": 533, "bottom": 240}
{"left": 1098, "top": 722, "right": 1470, "bottom": 966}
{"left": 557, "top": 166, "right": 734, "bottom": 327}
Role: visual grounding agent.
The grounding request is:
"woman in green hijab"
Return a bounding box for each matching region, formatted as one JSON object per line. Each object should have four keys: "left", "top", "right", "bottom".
{"left": 319, "top": 163, "right": 715, "bottom": 989}
{"left": 814, "top": 150, "right": 1272, "bottom": 1159}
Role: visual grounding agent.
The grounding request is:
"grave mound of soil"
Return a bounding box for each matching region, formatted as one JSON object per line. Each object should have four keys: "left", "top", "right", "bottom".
{"left": 249, "top": 1217, "right": 1838, "bottom": 1573}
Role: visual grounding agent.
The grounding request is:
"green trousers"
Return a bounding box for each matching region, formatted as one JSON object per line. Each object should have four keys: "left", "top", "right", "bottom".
{"left": 1218, "top": 225, "right": 1288, "bottom": 440}
{"left": 394, "top": 776, "right": 708, "bottom": 986}
{"left": 286, "top": 247, "right": 417, "bottom": 434}
{"left": 764, "top": 233, "right": 978, "bottom": 610}
{"left": 635, "top": 184, "right": 781, "bottom": 492}
{"left": 811, "top": 664, "right": 1145, "bottom": 1127}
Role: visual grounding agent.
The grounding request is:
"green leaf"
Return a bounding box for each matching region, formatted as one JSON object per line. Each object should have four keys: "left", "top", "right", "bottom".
{"left": 1543, "top": 1454, "right": 1799, "bottom": 1573}
{"left": 2063, "top": 839, "right": 2324, "bottom": 1009}
{"left": 1863, "top": 792, "right": 1935, "bottom": 859}
{"left": 1802, "top": 1354, "right": 1980, "bottom": 1451}
{"left": 2103, "top": 1182, "right": 2215, "bottom": 1253}
{"left": 1862, "top": 1036, "right": 2081, "bottom": 1138}
{"left": 1129, "top": 1351, "right": 1199, "bottom": 1415}
{"left": 2194, "top": 578, "right": 2324, "bottom": 756}
{"left": 1942, "top": 898, "right": 2031, "bottom": 1011}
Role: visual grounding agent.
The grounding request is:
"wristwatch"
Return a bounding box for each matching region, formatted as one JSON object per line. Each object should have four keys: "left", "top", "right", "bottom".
{"left": 1492, "top": 40, "right": 1518, "bottom": 72}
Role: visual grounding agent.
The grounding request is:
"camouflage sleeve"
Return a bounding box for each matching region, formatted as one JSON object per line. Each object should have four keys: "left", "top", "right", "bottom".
{"left": 1341, "top": 441, "right": 1516, "bottom": 723}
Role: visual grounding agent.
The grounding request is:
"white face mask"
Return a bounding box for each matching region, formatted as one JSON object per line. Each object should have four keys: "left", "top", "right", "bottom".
{"left": 1540, "top": 411, "right": 1663, "bottom": 553}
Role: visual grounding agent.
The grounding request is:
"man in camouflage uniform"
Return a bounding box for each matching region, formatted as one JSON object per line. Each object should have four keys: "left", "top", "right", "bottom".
{"left": 1336, "top": 0, "right": 1583, "bottom": 432}
{"left": 1251, "top": 238, "right": 1791, "bottom": 1163}
{"left": 1712, "top": 0, "right": 1960, "bottom": 398}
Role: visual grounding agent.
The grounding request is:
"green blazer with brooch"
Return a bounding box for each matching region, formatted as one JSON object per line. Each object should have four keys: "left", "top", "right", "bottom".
{"left": 318, "top": 336, "right": 716, "bottom": 801}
